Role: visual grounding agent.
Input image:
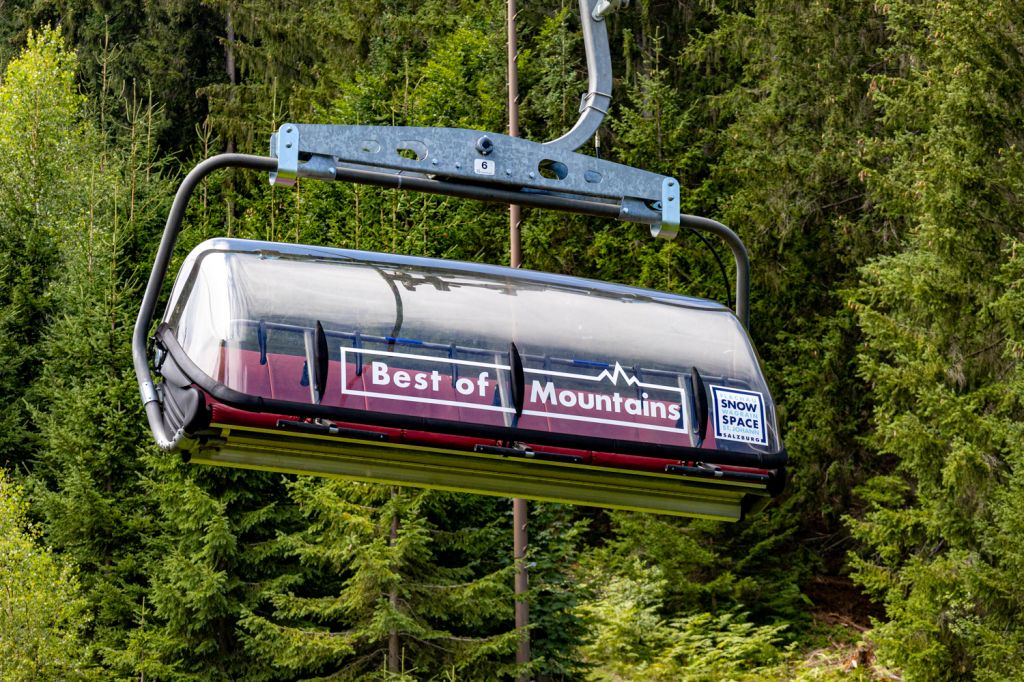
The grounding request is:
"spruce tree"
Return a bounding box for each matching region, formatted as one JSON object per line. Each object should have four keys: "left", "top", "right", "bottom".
{"left": 847, "top": 0, "right": 1024, "bottom": 677}
{"left": 239, "top": 482, "right": 517, "bottom": 679}
{"left": 696, "top": 0, "right": 888, "bottom": 573}
{"left": 139, "top": 458, "right": 301, "bottom": 680}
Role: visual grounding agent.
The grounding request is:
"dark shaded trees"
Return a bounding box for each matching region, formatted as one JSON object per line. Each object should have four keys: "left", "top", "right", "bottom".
{"left": 239, "top": 484, "right": 518, "bottom": 679}
{"left": 848, "top": 1, "right": 1024, "bottom": 676}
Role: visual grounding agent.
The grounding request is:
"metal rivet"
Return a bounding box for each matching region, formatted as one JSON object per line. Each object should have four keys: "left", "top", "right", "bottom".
{"left": 529, "top": 172, "right": 535, "bottom": 179}
{"left": 432, "top": 159, "right": 438, "bottom": 166}
{"left": 456, "top": 162, "right": 462, "bottom": 169}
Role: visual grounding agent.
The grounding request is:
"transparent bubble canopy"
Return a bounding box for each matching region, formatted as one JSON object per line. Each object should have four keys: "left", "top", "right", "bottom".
{"left": 164, "top": 238, "right": 781, "bottom": 456}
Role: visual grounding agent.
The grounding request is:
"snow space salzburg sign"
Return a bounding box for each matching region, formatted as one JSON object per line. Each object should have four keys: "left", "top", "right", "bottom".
{"left": 710, "top": 385, "right": 768, "bottom": 446}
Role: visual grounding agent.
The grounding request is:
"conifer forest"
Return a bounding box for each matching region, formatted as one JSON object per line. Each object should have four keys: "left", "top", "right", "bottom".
{"left": 3, "top": 1, "right": 1024, "bottom": 679}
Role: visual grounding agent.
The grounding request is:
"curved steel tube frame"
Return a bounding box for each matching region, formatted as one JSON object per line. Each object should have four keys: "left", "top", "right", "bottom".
{"left": 545, "top": 0, "right": 613, "bottom": 151}
{"left": 133, "top": 154, "right": 752, "bottom": 451}
{"left": 133, "top": 154, "right": 277, "bottom": 448}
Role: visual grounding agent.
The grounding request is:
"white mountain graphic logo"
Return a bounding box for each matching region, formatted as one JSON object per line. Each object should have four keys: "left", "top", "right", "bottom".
{"left": 595, "top": 362, "right": 643, "bottom": 387}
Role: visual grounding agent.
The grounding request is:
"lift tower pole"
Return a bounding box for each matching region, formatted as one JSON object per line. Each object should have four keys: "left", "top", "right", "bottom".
{"left": 507, "top": 0, "right": 530, "bottom": 678}
{"left": 508, "top": 0, "right": 523, "bottom": 269}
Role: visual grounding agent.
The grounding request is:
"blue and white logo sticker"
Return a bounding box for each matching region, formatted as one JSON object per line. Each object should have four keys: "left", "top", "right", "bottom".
{"left": 710, "top": 386, "right": 768, "bottom": 446}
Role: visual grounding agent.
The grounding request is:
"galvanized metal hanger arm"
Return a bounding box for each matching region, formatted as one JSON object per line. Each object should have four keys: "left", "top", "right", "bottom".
{"left": 544, "top": 0, "right": 616, "bottom": 151}
{"left": 270, "top": 123, "right": 681, "bottom": 229}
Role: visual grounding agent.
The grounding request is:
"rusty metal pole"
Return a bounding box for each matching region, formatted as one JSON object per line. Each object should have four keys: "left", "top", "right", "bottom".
{"left": 388, "top": 487, "right": 400, "bottom": 674}
{"left": 513, "top": 496, "right": 529, "bottom": 678}
{"left": 508, "top": 1, "right": 523, "bottom": 270}
{"left": 508, "top": 0, "right": 529, "bottom": 678}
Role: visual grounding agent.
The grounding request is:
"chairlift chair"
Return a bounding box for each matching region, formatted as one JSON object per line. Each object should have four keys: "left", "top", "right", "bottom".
{"left": 133, "top": 0, "right": 786, "bottom": 521}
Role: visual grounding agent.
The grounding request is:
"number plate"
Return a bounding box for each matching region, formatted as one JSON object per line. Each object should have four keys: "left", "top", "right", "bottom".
{"left": 473, "top": 158, "right": 496, "bottom": 176}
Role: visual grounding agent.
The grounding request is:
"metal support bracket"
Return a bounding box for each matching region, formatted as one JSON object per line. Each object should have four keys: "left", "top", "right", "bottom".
{"left": 270, "top": 123, "right": 681, "bottom": 229}
{"left": 592, "top": 0, "right": 630, "bottom": 19}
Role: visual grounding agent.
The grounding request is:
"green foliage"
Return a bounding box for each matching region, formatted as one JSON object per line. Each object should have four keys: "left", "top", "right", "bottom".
{"left": 11, "top": 0, "right": 228, "bottom": 151}
{"left": 4, "top": 24, "right": 180, "bottom": 677}
{"left": 520, "top": 503, "right": 593, "bottom": 679}
{"left": 579, "top": 560, "right": 789, "bottom": 681}
{"left": 0, "top": 26, "right": 88, "bottom": 469}
{"left": 20, "top": 0, "right": 1024, "bottom": 678}
{"left": 411, "top": 23, "right": 505, "bottom": 129}
{"left": 239, "top": 483, "right": 517, "bottom": 679}
{"left": 518, "top": 4, "right": 583, "bottom": 141}
{"left": 0, "top": 470, "right": 96, "bottom": 680}
{"left": 846, "top": 0, "right": 1024, "bottom": 678}
{"left": 139, "top": 463, "right": 297, "bottom": 680}
{"left": 693, "top": 0, "right": 887, "bottom": 545}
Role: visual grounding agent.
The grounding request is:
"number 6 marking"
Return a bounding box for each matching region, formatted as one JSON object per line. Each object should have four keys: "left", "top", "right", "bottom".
{"left": 474, "top": 159, "right": 496, "bottom": 176}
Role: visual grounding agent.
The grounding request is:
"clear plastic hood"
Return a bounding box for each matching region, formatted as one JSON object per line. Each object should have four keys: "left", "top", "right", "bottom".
{"left": 163, "top": 238, "right": 781, "bottom": 456}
